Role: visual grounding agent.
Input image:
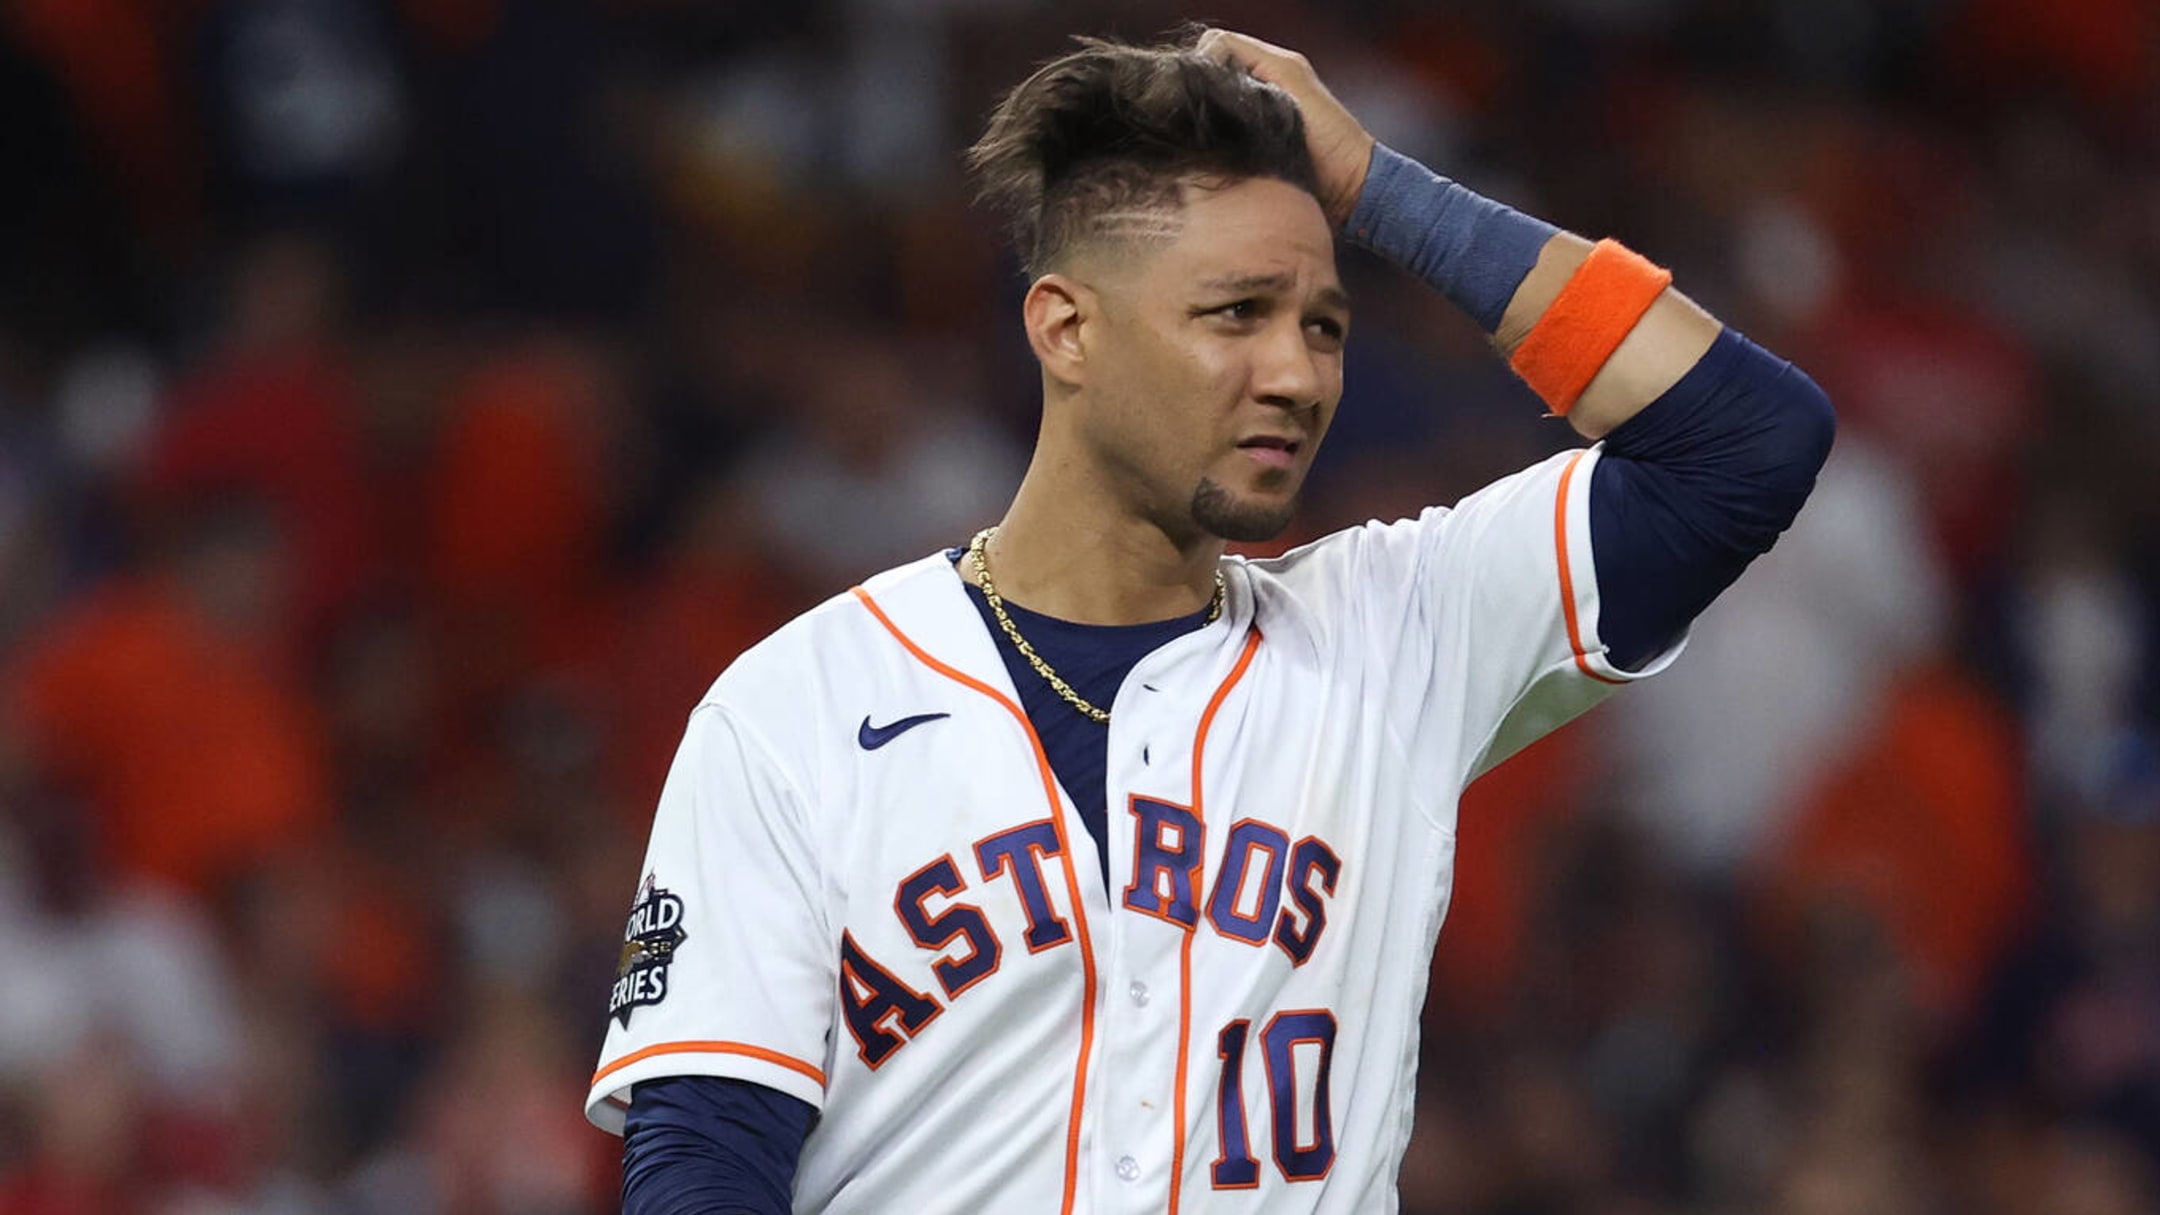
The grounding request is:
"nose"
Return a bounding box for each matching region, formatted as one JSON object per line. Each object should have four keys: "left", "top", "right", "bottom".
{"left": 1251, "top": 318, "right": 1327, "bottom": 411}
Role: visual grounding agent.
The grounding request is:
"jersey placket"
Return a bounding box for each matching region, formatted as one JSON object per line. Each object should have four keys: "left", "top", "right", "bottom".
{"left": 1090, "top": 622, "right": 1261, "bottom": 1214}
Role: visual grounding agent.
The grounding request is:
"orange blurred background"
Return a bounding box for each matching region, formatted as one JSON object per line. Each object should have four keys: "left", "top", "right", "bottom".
{"left": 2, "top": 1, "right": 2158, "bottom": 1212}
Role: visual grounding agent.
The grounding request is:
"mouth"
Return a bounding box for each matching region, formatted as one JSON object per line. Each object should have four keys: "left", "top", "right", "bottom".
{"left": 1236, "top": 434, "right": 1302, "bottom": 472}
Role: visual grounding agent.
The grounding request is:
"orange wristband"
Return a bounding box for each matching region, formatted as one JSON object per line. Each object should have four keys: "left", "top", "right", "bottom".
{"left": 1508, "top": 239, "right": 1672, "bottom": 416}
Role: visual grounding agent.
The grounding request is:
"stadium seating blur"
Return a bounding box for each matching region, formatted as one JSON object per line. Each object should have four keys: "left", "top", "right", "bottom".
{"left": 2, "top": 1, "right": 2157, "bottom": 1211}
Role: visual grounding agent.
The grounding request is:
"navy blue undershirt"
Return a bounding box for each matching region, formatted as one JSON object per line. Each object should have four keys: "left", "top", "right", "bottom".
{"left": 957, "top": 580, "right": 1216, "bottom": 886}
{"left": 622, "top": 1075, "right": 816, "bottom": 1214}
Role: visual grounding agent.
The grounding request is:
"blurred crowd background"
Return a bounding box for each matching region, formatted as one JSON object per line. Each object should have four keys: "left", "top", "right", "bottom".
{"left": 0, "top": 0, "right": 2157, "bottom": 1212}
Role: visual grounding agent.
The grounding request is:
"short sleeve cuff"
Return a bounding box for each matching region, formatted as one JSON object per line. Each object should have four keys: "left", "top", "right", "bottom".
{"left": 1559, "top": 445, "right": 1688, "bottom": 684}
{"left": 586, "top": 1039, "right": 829, "bottom": 1135}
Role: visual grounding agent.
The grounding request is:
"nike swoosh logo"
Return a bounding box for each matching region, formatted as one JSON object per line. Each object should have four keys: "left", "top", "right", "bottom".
{"left": 858, "top": 712, "right": 950, "bottom": 750}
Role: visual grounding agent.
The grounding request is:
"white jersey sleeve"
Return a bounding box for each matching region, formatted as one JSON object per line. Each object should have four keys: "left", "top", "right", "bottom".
{"left": 1265, "top": 443, "right": 1683, "bottom": 788}
{"left": 585, "top": 703, "right": 833, "bottom": 1132}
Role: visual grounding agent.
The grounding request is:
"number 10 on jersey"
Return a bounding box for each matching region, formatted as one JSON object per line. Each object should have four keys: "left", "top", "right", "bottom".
{"left": 1211, "top": 1009, "right": 1337, "bottom": 1188}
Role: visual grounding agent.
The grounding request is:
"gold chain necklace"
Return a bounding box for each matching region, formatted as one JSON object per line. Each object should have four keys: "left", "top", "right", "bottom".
{"left": 967, "top": 526, "right": 1224, "bottom": 724}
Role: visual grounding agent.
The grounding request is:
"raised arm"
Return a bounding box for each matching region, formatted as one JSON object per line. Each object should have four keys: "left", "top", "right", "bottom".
{"left": 1202, "top": 29, "right": 1834, "bottom": 670}
{"left": 1198, "top": 29, "right": 1721, "bottom": 436}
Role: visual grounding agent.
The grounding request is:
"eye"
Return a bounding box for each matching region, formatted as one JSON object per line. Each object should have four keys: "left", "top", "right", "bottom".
{"left": 1308, "top": 316, "right": 1345, "bottom": 342}
{"left": 1215, "top": 299, "right": 1262, "bottom": 321}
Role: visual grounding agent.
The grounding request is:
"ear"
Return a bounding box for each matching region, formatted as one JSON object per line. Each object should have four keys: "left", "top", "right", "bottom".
{"left": 1022, "top": 273, "right": 1093, "bottom": 388}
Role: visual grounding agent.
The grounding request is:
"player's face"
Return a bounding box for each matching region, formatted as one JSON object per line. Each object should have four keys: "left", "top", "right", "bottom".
{"left": 1082, "top": 176, "right": 1347, "bottom": 543}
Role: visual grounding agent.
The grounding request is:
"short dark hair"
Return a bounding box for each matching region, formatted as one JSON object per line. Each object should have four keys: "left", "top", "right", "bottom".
{"left": 967, "top": 33, "right": 1322, "bottom": 277}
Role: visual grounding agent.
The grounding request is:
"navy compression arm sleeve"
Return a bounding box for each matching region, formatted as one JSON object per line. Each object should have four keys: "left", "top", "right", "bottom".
{"left": 1345, "top": 143, "right": 1557, "bottom": 332}
{"left": 622, "top": 1075, "right": 816, "bottom": 1215}
{"left": 1589, "top": 326, "right": 1836, "bottom": 670}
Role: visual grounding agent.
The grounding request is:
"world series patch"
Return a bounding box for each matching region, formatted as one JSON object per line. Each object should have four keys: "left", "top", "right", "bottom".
{"left": 611, "top": 873, "right": 687, "bottom": 1028}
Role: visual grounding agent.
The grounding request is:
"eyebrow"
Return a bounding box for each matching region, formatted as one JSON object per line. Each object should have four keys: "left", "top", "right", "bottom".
{"left": 1197, "top": 272, "right": 1352, "bottom": 314}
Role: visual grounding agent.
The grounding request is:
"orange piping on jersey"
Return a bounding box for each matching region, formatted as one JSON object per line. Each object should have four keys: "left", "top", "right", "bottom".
{"left": 1553, "top": 451, "right": 1625, "bottom": 687}
{"left": 591, "top": 1039, "right": 827, "bottom": 1090}
{"left": 851, "top": 585, "right": 1100, "bottom": 1215}
{"left": 1170, "top": 627, "right": 1264, "bottom": 1214}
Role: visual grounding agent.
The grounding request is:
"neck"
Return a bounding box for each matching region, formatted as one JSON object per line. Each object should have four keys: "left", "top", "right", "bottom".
{"left": 968, "top": 449, "right": 1224, "bottom": 626}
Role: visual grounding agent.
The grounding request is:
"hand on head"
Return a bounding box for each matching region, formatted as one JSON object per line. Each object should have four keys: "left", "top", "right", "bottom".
{"left": 1195, "top": 29, "right": 1378, "bottom": 228}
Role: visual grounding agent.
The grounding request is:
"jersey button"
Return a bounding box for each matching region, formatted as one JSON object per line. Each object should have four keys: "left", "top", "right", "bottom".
{"left": 1128, "top": 980, "right": 1150, "bottom": 1007}
{"left": 1116, "top": 1156, "right": 1140, "bottom": 1182}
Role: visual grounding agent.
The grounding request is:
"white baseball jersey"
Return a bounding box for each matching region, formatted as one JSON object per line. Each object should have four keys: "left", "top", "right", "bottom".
{"left": 587, "top": 443, "right": 1682, "bottom": 1213}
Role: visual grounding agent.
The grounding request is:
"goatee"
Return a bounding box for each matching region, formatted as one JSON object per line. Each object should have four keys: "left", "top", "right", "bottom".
{"left": 1191, "top": 477, "right": 1296, "bottom": 543}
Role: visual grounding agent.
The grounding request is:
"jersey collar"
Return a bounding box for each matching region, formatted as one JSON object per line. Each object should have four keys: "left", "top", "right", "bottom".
{"left": 851, "top": 549, "right": 1255, "bottom": 705}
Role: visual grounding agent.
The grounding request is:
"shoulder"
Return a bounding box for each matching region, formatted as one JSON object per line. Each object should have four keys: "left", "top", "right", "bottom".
{"left": 1229, "top": 512, "right": 1447, "bottom": 657}
{"left": 1232, "top": 448, "right": 1588, "bottom": 640}
{"left": 689, "top": 552, "right": 966, "bottom": 767}
{"left": 700, "top": 553, "right": 959, "bottom": 708}
{"left": 1243, "top": 511, "right": 1447, "bottom": 585}
{"left": 1237, "top": 507, "right": 1454, "bottom": 600}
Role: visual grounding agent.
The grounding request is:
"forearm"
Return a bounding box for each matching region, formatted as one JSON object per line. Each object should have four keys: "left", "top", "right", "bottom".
{"left": 622, "top": 1076, "right": 814, "bottom": 1215}
{"left": 1344, "top": 144, "right": 1720, "bottom": 438}
{"left": 1494, "top": 234, "right": 1723, "bottom": 438}
{"left": 1345, "top": 143, "right": 1833, "bottom": 662}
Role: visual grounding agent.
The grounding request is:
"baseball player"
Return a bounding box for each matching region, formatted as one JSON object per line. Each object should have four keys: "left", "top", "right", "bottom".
{"left": 589, "top": 27, "right": 1833, "bottom": 1214}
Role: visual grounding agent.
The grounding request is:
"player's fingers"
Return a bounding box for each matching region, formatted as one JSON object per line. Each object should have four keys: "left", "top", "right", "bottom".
{"left": 1236, "top": 30, "right": 1305, "bottom": 63}
{"left": 1199, "top": 28, "right": 1288, "bottom": 61}
{"left": 1194, "top": 28, "right": 1239, "bottom": 70}
{"left": 1197, "top": 29, "right": 1296, "bottom": 80}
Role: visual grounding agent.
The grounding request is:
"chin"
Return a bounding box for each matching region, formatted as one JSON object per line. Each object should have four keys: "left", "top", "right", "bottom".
{"left": 1190, "top": 477, "right": 1297, "bottom": 543}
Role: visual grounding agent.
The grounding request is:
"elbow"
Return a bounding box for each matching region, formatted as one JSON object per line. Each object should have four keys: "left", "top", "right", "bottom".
{"left": 1753, "top": 362, "right": 1836, "bottom": 499}
{"left": 1785, "top": 364, "right": 1837, "bottom": 475}
{"left": 1716, "top": 360, "right": 1838, "bottom": 551}
{"left": 1738, "top": 365, "right": 1839, "bottom": 554}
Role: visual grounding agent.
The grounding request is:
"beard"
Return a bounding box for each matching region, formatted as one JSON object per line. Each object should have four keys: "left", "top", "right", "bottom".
{"left": 1190, "top": 476, "right": 1297, "bottom": 543}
